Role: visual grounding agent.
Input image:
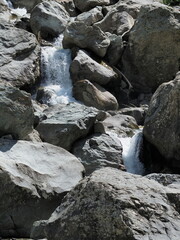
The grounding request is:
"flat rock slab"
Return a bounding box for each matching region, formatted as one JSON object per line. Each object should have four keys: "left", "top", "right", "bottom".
{"left": 0, "top": 139, "right": 84, "bottom": 237}
{"left": 36, "top": 102, "right": 101, "bottom": 150}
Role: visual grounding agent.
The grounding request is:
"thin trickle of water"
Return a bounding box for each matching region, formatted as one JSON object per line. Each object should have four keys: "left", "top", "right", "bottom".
{"left": 120, "top": 130, "right": 145, "bottom": 175}
{"left": 40, "top": 35, "right": 76, "bottom": 105}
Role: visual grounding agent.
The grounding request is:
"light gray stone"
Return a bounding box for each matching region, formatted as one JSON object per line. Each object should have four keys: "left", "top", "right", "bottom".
{"left": 122, "top": 3, "right": 180, "bottom": 93}
{"left": 30, "top": 1, "right": 70, "bottom": 39}
{"left": 31, "top": 167, "right": 180, "bottom": 240}
{"left": 0, "top": 22, "right": 40, "bottom": 89}
{"left": 36, "top": 102, "right": 101, "bottom": 150}
{"left": 0, "top": 139, "right": 84, "bottom": 237}
{"left": 70, "top": 50, "right": 118, "bottom": 85}
{"left": 63, "top": 21, "right": 110, "bottom": 57}
{"left": 72, "top": 133, "right": 123, "bottom": 175}
{"left": 74, "top": 0, "right": 110, "bottom": 12}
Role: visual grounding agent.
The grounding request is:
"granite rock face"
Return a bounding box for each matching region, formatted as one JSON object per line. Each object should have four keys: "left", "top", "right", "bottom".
{"left": 143, "top": 72, "right": 180, "bottom": 168}
{"left": 31, "top": 168, "right": 180, "bottom": 240}
{"left": 0, "top": 139, "right": 84, "bottom": 238}
{"left": 0, "top": 22, "right": 40, "bottom": 89}
{"left": 122, "top": 3, "right": 180, "bottom": 93}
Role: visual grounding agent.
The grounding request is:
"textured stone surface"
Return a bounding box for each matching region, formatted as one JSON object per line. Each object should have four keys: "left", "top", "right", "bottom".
{"left": 70, "top": 50, "right": 118, "bottom": 85}
{"left": 0, "top": 82, "right": 34, "bottom": 139}
{"left": 95, "top": 113, "right": 138, "bottom": 137}
{"left": 143, "top": 73, "right": 180, "bottom": 168}
{"left": 74, "top": 0, "right": 110, "bottom": 12}
{"left": 72, "top": 133, "right": 123, "bottom": 175}
{"left": 36, "top": 102, "right": 100, "bottom": 150}
{"left": 30, "top": 1, "right": 70, "bottom": 38}
{"left": 0, "top": 22, "right": 40, "bottom": 89}
{"left": 122, "top": 3, "right": 180, "bottom": 93}
{"left": 63, "top": 21, "right": 110, "bottom": 57}
{"left": 0, "top": 139, "right": 84, "bottom": 237}
{"left": 73, "top": 80, "right": 118, "bottom": 111}
{"left": 31, "top": 168, "right": 180, "bottom": 240}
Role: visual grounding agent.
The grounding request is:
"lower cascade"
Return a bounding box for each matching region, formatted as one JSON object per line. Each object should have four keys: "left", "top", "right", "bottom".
{"left": 40, "top": 35, "right": 76, "bottom": 105}
{"left": 120, "top": 130, "right": 145, "bottom": 175}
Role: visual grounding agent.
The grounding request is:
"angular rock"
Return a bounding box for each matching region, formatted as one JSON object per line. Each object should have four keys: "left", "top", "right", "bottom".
{"left": 143, "top": 73, "right": 180, "bottom": 168}
{"left": 0, "top": 22, "right": 40, "bottom": 89}
{"left": 56, "top": 0, "right": 78, "bottom": 17}
{"left": 95, "top": 113, "right": 138, "bottom": 137}
{"left": 0, "top": 82, "right": 34, "bottom": 139}
{"left": 74, "top": 0, "right": 110, "bottom": 12}
{"left": 63, "top": 21, "right": 110, "bottom": 57}
{"left": 72, "top": 133, "right": 123, "bottom": 175}
{"left": 30, "top": 1, "right": 70, "bottom": 39}
{"left": 73, "top": 80, "right": 119, "bottom": 111}
{"left": 36, "top": 102, "right": 101, "bottom": 150}
{"left": 75, "top": 6, "right": 103, "bottom": 25}
{"left": 70, "top": 50, "right": 118, "bottom": 85}
{"left": 122, "top": 3, "right": 180, "bottom": 93}
{"left": 0, "top": 139, "right": 84, "bottom": 238}
{"left": 31, "top": 167, "right": 180, "bottom": 240}
{"left": 94, "top": 10, "right": 134, "bottom": 36}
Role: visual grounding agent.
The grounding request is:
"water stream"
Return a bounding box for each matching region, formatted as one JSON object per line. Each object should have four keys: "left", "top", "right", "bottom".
{"left": 40, "top": 35, "right": 76, "bottom": 105}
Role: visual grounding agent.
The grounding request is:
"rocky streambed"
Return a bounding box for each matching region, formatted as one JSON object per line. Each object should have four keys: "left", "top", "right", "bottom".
{"left": 0, "top": 0, "right": 180, "bottom": 239}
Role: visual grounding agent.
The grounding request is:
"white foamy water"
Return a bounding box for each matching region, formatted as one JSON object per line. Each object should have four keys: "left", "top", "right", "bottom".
{"left": 40, "top": 35, "right": 76, "bottom": 105}
{"left": 120, "top": 130, "right": 145, "bottom": 175}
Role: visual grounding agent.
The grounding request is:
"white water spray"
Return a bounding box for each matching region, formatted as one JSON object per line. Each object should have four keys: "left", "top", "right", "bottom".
{"left": 40, "top": 35, "right": 75, "bottom": 105}
{"left": 120, "top": 130, "right": 145, "bottom": 175}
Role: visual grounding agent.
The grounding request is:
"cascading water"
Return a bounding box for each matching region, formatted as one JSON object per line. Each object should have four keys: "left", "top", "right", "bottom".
{"left": 120, "top": 130, "right": 145, "bottom": 175}
{"left": 40, "top": 35, "right": 76, "bottom": 105}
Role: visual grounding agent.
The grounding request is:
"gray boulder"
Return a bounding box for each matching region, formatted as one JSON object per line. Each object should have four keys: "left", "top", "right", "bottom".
{"left": 63, "top": 21, "right": 110, "bottom": 57}
{"left": 95, "top": 113, "right": 139, "bottom": 137}
{"left": 36, "top": 102, "right": 101, "bottom": 150}
{"left": 70, "top": 50, "right": 118, "bottom": 85}
{"left": 30, "top": 1, "right": 70, "bottom": 39}
{"left": 75, "top": 6, "right": 103, "bottom": 25}
{"left": 74, "top": 0, "right": 111, "bottom": 12}
{"left": 94, "top": 10, "right": 134, "bottom": 36}
{"left": 31, "top": 167, "right": 180, "bottom": 240}
{"left": 0, "top": 139, "right": 84, "bottom": 238}
{"left": 72, "top": 133, "right": 123, "bottom": 175}
{"left": 122, "top": 3, "right": 180, "bottom": 93}
{"left": 0, "top": 82, "right": 34, "bottom": 139}
{"left": 0, "top": 22, "right": 40, "bottom": 89}
{"left": 143, "top": 73, "right": 180, "bottom": 168}
{"left": 73, "top": 80, "right": 119, "bottom": 111}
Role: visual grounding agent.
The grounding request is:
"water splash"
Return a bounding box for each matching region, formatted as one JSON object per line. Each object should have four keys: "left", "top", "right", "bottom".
{"left": 120, "top": 130, "right": 145, "bottom": 175}
{"left": 40, "top": 35, "right": 76, "bottom": 105}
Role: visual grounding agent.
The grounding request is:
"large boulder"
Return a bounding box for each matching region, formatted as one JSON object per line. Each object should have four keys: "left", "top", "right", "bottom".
{"left": 63, "top": 21, "right": 110, "bottom": 57}
{"left": 143, "top": 73, "right": 180, "bottom": 168}
{"left": 72, "top": 133, "right": 123, "bottom": 175}
{"left": 122, "top": 3, "right": 180, "bottom": 93}
{"left": 0, "top": 82, "right": 34, "bottom": 139}
{"left": 36, "top": 102, "right": 102, "bottom": 150}
{"left": 70, "top": 50, "right": 118, "bottom": 85}
{"left": 73, "top": 80, "right": 119, "bottom": 111}
{"left": 0, "top": 22, "right": 40, "bottom": 89}
{"left": 31, "top": 167, "right": 180, "bottom": 240}
{"left": 0, "top": 139, "right": 84, "bottom": 238}
{"left": 94, "top": 10, "right": 134, "bottom": 36}
{"left": 30, "top": 1, "right": 70, "bottom": 39}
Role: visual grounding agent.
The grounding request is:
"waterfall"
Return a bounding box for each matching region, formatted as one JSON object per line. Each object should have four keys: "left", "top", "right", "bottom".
{"left": 120, "top": 130, "right": 145, "bottom": 175}
{"left": 40, "top": 35, "right": 76, "bottom": 105}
